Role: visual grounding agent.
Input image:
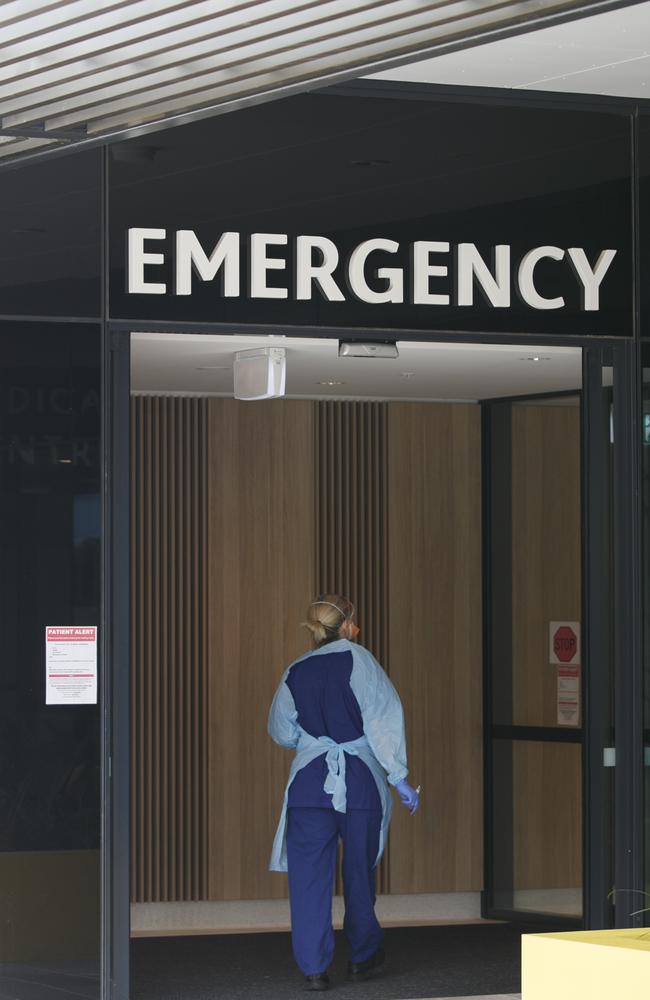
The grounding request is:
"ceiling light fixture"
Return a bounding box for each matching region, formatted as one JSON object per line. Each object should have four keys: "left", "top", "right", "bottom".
{"left": 318, "top": 380, "right": 345, "bottom": 387}
{"left": 521, "top": 355, "right": 551, "bottom": 362}
{"left": 339, "top": 342, "right": 399, "bottom": 359}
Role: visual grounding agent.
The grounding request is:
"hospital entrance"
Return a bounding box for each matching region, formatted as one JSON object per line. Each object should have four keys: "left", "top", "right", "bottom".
{"left": 125, "top": 332, "right": 608, "bottom": 999}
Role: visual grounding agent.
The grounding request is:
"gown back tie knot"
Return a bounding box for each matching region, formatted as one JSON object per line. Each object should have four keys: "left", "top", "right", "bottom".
{"left": 311, "top": 734, "right": 368, "bottom": 813}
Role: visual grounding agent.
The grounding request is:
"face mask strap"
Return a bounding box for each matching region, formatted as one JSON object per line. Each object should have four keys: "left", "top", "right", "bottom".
{"left": 309, "top": 600, "right": 356, "bottom": 627}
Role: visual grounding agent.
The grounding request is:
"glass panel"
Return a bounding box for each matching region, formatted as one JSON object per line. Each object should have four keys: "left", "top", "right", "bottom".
{"left": 639, "top": 114, "right": 650, "bottom": 341}
{"left": 490, "top": 393, "right": 583, "bottom": 730}
{"left": 511, "top": 397, "right": 582, "bottom": 729}
{"left": 0, "top": 148, "right": 101, "bottom": 318}
{"left": 486, "top": 385, "right": 585, "bottom": 923}
{"left": 0, "top": 322, "right": 101, "bottom": 993}
{"left": 492, "top": 740, "right": 583, "bottom": 918}
{"left": 640, "top": 112, "right": 650, "bottom": 924}
{"left": 642, "top": 353, "right": 650, "bottom": 924}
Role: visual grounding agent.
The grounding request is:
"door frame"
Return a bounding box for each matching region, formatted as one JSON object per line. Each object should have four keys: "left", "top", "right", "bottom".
{"left": 580, "top": 341, "right": 643, "bottom": 930}
{"left": 480, "top": 384, "right": 584, "bottom": 929}
{"left": 103, "top": 326, "right": 643, "bottom": 1000}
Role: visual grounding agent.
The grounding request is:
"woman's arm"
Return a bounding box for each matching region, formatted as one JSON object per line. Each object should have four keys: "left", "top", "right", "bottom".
{"left": 349, "top": 645, "right": 408, "bottom": 785}
{"left": 268, "top": 671, "right": 300, "bottom": 749}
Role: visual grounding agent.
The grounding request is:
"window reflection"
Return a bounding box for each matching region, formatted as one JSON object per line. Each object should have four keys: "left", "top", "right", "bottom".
{"left": 0, "top": 322, "right": 101, "bottom": 981}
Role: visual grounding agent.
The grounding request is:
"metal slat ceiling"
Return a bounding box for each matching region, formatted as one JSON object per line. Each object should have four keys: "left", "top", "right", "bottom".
{"left": 0, "top": 0, "right": 638, "bottom": 165}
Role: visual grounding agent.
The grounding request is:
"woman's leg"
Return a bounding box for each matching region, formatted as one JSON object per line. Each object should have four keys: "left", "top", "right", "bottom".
{"left": 286, "top": 807, "right": 338, "bottom": 975}
{"left": 339, "top": 809, "right": 384, "bottom": 964}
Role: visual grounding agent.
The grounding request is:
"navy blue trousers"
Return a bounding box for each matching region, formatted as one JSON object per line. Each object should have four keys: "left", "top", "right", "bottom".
{"left": 286, "top": 806, "right": 384, "bottom": 976}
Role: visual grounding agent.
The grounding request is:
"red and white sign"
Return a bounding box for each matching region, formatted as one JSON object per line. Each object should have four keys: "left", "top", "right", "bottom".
{"left": 45, "top": 626, "right": 97, "bottom": 705}
{"left": 549, "top": 621, "right": 581, "bottom": 726}
{"left": 549, "top": 621, "right": 580, "bottom": 665}
{"left": 557, "top": 664, "right": 581, "bottom": 727}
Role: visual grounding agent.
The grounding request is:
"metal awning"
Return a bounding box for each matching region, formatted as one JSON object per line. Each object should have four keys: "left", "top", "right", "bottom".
{"left": 0, "top": 0, "right": 640, "bottom": 165}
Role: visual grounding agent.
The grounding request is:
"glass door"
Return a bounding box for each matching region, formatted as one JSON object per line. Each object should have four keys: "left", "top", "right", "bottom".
{"left": 483, "top": 387, "right": 585, "bottom": 925}
{"left": 483, "top": 343, "right": 636, "bottom": 928}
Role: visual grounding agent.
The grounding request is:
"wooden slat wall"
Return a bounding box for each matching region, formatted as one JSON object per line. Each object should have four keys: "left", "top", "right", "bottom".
{"left": 316, "top": 401, "right": 389, "bottom": 674}
{"left": 131, "top": 392, "right": 582, "bottom": 905}
{"left": 207, "top": 399, "right": 316, "bottom": 901}
{"left": 315, "top": 401, "right": 390, "bottom": 891}
{"left": 130, "top": 396, "right": 209, "bottom": 903}
{"left": 387, "top": 403, "right": 484, "bottom": 894}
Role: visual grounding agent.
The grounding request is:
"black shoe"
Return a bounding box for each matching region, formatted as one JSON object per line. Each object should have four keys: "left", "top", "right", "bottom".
{"left": 304, "top": 973, "right": 330, "bottom": 991}
{"left": 347, "top": 946, "right": 385, "bottom": 981}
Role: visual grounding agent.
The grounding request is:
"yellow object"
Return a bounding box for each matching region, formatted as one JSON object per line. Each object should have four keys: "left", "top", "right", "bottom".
{"left": 522, "top": 928, "right": 650, "bottom": 1000}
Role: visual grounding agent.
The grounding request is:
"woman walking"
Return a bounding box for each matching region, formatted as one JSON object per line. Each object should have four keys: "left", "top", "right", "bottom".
{"left": 268, "top": 594, "right": 420, "bottom": 991}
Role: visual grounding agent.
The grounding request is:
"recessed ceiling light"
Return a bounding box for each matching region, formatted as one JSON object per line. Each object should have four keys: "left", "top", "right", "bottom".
{"left": 318, "top": 380, "right": 345, "bottom": 387}
{"left": 521, "top": 356, "right": 551, "bottom": 362}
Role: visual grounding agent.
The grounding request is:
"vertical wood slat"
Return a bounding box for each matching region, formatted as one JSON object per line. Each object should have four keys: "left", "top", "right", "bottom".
{"left": 316, "top": 402, "right": 388, "bottom": 665}
{"left": 315, "top": 401, "right": 389, "bottom": 891}
{"left": 131, "top": 396, "right": 209, "bottom": 903}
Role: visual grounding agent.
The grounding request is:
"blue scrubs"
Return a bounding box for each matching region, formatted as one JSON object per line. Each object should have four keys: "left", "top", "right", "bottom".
{"left": 268, "top": 639, "right": 408, "bottom": 976}
{"left": 287, "top": 807, "right": 383, "bottom": 975}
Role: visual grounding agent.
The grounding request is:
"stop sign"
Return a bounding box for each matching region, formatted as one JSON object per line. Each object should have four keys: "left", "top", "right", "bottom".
{"left": 553, "top": 625, "right": 578, "bottom": 663}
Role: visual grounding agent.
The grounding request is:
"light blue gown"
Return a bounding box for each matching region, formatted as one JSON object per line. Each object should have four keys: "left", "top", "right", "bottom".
{"left": 268, "top": 638, "right": 408, "bottom": 873}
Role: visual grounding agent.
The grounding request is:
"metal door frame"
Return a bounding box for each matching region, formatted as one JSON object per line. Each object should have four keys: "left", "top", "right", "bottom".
{"left": 480, "top": 339, "right": 644, "bottom": 928}
{"left": 104, "top": 327, "right": 644, "bottom": 1000}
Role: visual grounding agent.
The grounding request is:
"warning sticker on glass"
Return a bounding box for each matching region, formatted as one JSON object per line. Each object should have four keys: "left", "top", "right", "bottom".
{"left": 45, "top": 626, "right": 98, "bottom": 705}
{"left": 557, "top": 664, "right": 581, "bottom": 727}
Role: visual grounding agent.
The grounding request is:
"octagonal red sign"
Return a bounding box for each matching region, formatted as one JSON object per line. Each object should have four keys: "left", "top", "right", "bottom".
{"left": 553, "top": 625, "right": 578, "bottom": 663}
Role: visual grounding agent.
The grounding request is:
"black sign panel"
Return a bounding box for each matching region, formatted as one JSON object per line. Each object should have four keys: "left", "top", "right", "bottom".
{"left": 109, "top": 88, "right": 633, "bottom": 338}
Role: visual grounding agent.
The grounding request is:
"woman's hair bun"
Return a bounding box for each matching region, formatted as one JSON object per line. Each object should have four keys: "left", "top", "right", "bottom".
{"left": 302, "top": 593, "right": 354, "bottom": 648}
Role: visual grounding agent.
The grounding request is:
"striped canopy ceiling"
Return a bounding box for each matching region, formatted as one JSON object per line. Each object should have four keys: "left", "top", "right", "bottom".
{"left": 0, "top": 0, "right": 637, "bottom": 165}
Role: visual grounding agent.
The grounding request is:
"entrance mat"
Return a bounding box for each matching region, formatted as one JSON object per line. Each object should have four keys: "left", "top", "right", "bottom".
{"left": 132, "top": 922, "right": 541, "bottom": 1000}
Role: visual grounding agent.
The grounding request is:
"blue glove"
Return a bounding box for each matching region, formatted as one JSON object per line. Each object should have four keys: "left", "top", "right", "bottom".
{"left": 395, "top": 779, "right": 420, "bottom": 815}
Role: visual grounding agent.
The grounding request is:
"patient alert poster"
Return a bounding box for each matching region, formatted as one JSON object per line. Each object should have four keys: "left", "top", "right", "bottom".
{"left": 549, "top": 621, "right": 581, "bottom": 726}
{"left": 45, "top": 626, "right": 98, "bottom": 705}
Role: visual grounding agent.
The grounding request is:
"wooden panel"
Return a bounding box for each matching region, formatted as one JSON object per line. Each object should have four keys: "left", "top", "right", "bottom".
{"left": 131, "top": 396, "right": 209, "bottom": 903}
{"left": 387, "top": 403, "right": 483, "bottom": 894}
{"left": 316, "top": 401, "right": 388, "bottom": 667}
{"left": 207, "top": 399, "right": 315, "bottom": 901}
{"left": 511, "top": 404, "right": 581, "bottom": 728}
{"left": 510, "top": 401, "right": 582, "bottom": 891}
{"left": 316, "top": 401, "right": 389, "bottom": 891}
{"left": 513, "top": 742, "right": 582, "bottom": 889}
{"left": 133, "top": 394, "right": 486, "bottom": 903}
